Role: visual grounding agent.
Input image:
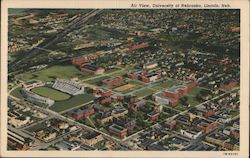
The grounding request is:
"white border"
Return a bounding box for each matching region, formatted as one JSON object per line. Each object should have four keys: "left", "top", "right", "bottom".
{"left": 1, "top": 0, "right": 249, "bottom": 157}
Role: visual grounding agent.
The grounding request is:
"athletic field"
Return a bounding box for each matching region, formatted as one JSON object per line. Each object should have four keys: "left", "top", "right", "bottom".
{"left": 114, "top": 83, "right": 135, "bottom": 91}
{"left": 31, "top": 86, "right": 70, "bottom": 101}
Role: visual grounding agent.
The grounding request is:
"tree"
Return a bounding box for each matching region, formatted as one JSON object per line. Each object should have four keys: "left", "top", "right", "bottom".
{"left": 180, "top": 96, "right": 188, "bottom": 105}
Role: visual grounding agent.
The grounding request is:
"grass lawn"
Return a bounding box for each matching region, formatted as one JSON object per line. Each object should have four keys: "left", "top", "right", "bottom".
{"left": 85, "top": 76, "right": 110, "bottom": 86}
{"left": 16, "top": 65, "right": 83, "bottom": 82}
{"left": 151, "top": 80, "right": 179, "bottom": 91}
{"left": 49, "top": 93, "right": 94, "bottom": 113}
{"left": 174, "top": 95, "right": 202, "bottom": 111}
{"left": 188, "top": 87, "right": 210, "bottom": 97}
{"left": 85, "top": 117, "right": 96, "bottom": 128}
{"left": 10, "top": 87, "right": 24, "bottom": 99}
{"left": 31, "top": 87, "right": 70, "bottom": 101}
{"left": 134, "top": 88, "right": 157, "bottom": 98}
{"left": 106, "top": 69, "right": 126, "bottom": 77}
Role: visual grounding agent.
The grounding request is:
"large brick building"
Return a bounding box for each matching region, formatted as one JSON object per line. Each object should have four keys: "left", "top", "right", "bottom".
{"left": 94, "top": 88, "right": 113, "bottom": 97}
{"left": 140, "top": 73, "right": 161, "bottom": 83}
{"left": 109, "top": 124, "right": 127, "bottom": 139}
{"left": 153, "top": 80, "right": 197, "bottom": 106}
{"left": 80, "top": 64, "right": 105, "bottom": 75}
{"left": 71, "top": 108, "right": 95, "bottom": 120}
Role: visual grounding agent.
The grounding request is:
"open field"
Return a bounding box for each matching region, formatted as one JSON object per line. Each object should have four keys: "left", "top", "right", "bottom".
{"left": 10, "top": 87, "right": 24, "bottom": 99}
{"left": 114, "top": 83, "right": 135, "bottom": 92}
{"left": 188, "top": 86, "right": 210, "bottom": 96}
{"left": 134, "top": 88, "right": 157, "bottom": 98}
{"left": 49, "top": 93, "right": 94, "bottom": 113}
{"left": 16, "top": 65, "right": 85, "bottom": 82}
{"left": 151, "top": 80, "right": 179, "bottom": 91}
{"left": 31, "top": 86, "right": 70, "bottom": 101}
{"left": 85, "top": 76, "right": 110, "bottom": 86}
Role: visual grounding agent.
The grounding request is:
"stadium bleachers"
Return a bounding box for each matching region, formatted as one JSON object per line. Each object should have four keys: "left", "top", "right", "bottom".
{"left": 52, "top": 79, "right": 84, "bottom": 95}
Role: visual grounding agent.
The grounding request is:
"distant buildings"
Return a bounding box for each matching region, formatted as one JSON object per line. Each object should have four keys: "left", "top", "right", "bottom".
{"left": 52, "top": 79, "right": 84, "bottom": 95}
{"left": 206, "top": 132, "right": 239, "bottom": 150}
{"left": 71, "top": 54, "right": 97, "bottom": 67}
{"left": 143, "top": 62, "right": 158, "bottom": 69}
{"left": 127, "top": 70, "right": 143, "bottom": 79}
{"left": 128, "top": 42, "right": 149, "bottom": 52}
{"left": 220, "top": 80, "right": 238, "bottom": 91}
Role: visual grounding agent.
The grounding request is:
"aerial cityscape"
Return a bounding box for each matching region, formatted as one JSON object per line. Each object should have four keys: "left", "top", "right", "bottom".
{"left": 7, "top": 9, "right": 240, "bottom": 151}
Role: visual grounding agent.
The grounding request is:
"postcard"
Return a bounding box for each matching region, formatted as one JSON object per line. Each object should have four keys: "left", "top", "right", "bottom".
{"left": 1, "top": 0, "right": 249, "bottom": 157}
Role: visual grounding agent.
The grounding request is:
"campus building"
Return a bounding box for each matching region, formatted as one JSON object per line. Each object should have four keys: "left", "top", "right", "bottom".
{"left": 140, "top": 73, "right": 161, "bottom": 83}
{"left": 71, "top": 54, "right": 97, "bottom": 66}
{"left": 80, "top": 64, "right": 105, "bottom": 75}
{"left": 97, "top": 107, "right": 128, "bottom": 124}
{"left": 102, "top": 77, "right": 123, "bottom": 86}
{"left": 94, "top": 88, "right": 113, "bottom": 97}
{"left": 21, "top": 80, "right": 44, "bottom": 91}
{"left": 128, "top": 99, "right": 146, "bottom": 111}
{"left": 82, "top": 131, "right": 104, "bottom": 146}
{"left": 147, "top": 112, "right": 160, "bottom": 121}
{"left": 71, "top": 108, "right": 95, "bottom": 120}
{"left": 109, "top": 124, "right": 127, "bottom": 139}
{"left": 52, "top": 79, "right": 84, "bottom": 95}
{"left": 127, "top": 70, "right": 143, "bottom": 79}
{"left": 152, "top": 80, "right": 197, "bottom": 106}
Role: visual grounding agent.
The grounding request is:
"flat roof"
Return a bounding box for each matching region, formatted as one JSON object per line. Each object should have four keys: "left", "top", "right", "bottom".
{"left": 81, "top": 65, "right": 99, "bottom": 71}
